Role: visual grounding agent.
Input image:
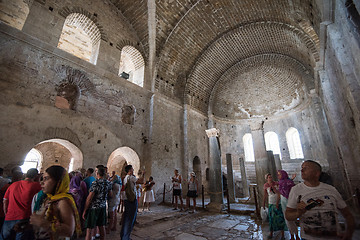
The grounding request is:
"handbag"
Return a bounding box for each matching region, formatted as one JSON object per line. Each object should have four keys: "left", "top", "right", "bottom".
{"left": 260, "top": 207, "right": 269, "bottom": 223}
{"left": 125, "top": 177, "right": 136, "bottom": 202}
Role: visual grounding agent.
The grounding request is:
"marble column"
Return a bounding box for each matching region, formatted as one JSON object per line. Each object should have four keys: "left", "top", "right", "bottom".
{"left": 226, "top": 153, "right": 236, "bottom": 203}
{"left": 205, "top": 127, "right": 224, "bottom": 211}
{"left": 239, "top": 157, "right": 249, "bottom": 197}
{"left": 250, "top": 120, "right": 270, "bottom": 205}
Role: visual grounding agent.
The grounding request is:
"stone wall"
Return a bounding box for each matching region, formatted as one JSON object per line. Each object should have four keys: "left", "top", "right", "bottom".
{"left": 0, "top": 24, "right": 150, "bottom": 175}
{"left": 318, "top": 0, "right": 360, "bottom": 200}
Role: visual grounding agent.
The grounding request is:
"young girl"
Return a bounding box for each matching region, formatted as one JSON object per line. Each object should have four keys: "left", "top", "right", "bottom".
{"left": 185, "top": 172, "right": 198, "bottom": 213}
{"left": 142, "top": 177, "right": 155, "bottom": 211}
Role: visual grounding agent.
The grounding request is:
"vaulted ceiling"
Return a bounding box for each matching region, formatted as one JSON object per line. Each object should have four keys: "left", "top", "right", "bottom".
{"left": 111, "top": 0, "right": 322, "bottom": 119}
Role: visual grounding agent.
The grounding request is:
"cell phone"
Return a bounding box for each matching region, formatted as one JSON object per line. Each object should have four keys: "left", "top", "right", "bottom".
{"left": 305, "top": 199, "right": 324, "bottom": 210}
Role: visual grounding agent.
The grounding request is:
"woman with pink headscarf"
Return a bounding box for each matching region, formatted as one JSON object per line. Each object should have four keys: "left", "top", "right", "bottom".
{"left": 278, "top": 170, "right": 299, "bottom": 240}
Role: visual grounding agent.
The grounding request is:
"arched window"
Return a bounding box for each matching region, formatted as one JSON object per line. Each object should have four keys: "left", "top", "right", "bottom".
{"left": 0, "top": 0, "right": 29, "bottom": 30}
{"left": 57, "top": 13, "right": 101, "bottom": 64}
{"left": 243, "top": 133, "right": 255, "bottom": 162}
{"left": 119, "top": 46, "right": 144, "bottom": 87}
{"left": 265, "top": 131, "right": 282, "bottom": 159}
{"left": 286, "top": 127, "right": 304, "bottom": 159}
{"left": 21, "top": 148, "right": 42, "bottom": 173}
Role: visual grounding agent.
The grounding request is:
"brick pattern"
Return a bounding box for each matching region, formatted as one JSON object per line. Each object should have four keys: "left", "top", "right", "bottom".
{"left": 109, "top": 0, "right": 149, "bottom": 57}
{"left": 59, "top": 6, "right": 108, "bottom": 42}
{"left": 182, "top": 21, "right": 317, "bottom": 113}
{"left": 0, "top": 0, "right": 29, "bottom": 30}
{"left": 210, "top": 54, "right": 311, "bottom": 119}
{"left": 154, "top": 0, "right": 320, "bottom": 113}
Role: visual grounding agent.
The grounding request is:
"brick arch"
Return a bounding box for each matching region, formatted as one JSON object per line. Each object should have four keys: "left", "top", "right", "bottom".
{"left": 208, "top": 54, "right": 314, "bottom": 119}
{"left": 43, "top": 127, "right": 81, "bottom": 148}
{"left": 58, "top": 7, "right": 108, "bottom": 42}
{"left": 183, "top": 21, "right": 318, "bottom": 113}
{"left": 116, "top": 40, "right": 147, "bottom": 63}
{"left": 55, "top": 65, "right": 97, "bottom": 96}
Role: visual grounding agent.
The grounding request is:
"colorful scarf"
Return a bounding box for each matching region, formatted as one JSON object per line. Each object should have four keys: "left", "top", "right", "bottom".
{"left": 46, "top": 170, "right": 82, "bottom": 238}
{"left": 278, "top": 170, "right": 295, "bottom": 199}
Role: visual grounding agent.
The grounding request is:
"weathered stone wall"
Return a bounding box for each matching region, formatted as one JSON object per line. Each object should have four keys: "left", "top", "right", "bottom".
{"left": 0, "top": 24, "right": 150, "bottom": 175}
{"left": 318, "top": 1, "right": 360, "bottom": 199}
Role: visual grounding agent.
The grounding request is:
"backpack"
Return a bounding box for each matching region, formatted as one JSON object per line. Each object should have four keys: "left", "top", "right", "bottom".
{"left": 125, "top": 176, "right": 136, "bottom": 202}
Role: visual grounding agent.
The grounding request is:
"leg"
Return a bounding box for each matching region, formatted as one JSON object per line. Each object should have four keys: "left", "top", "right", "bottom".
{"left": 174, "top": 196, "right": 178, "bottom": 209}
{"left": 120, "top": 200, "right": 138, "bottom": 240}
{"left": 85, "top": 228, "right": 93, "bottom": 240}
{"left": 193, "top": 197, "right": 196, "bottom": 211}
{"left": 98, "top": 226, "right": 105, "bottom": 240}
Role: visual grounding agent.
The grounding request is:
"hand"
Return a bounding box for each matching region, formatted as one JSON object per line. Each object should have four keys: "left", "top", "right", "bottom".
{"left": 30, "top": 214, "right": 46, "bottom": 228}
{"left": 82, "top": 211, "right": 86, "bottom": 220}
{"left": 296, "top": 201, "right": 307, "bottom": 217}
{"left": 276, "top": 203, "right": 279, "bottom": 209}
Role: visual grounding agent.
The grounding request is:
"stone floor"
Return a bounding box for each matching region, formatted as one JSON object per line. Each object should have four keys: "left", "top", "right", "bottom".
{"left": 81, "top": 203, "right": 360, "bottom": 240}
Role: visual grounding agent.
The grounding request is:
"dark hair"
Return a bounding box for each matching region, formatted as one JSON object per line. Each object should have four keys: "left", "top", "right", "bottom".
{"left": 12, "top": 171, "right": 23, "bottom": 182}
{"left": 0, "top": 168, "right": 3, "bottom": 175}
{"left": 304, "top": 160, "right": 322, "bottom": 172}
{"left": 11, "top": 166, "right": 22, "bottom": 174}
{"left": 125, "top": 165, "right": 133, "bottom": 173}
{"left": 149, "top": 176, "right": 153, "bottom": 181}
{"left": 96, "top": 165, "right": 104, "bottom": 169}
{"left": 97, "top": 166, "right": 106, "bottom": 177}
{"left": 26, "top": 168, "right": 39, "bottom": 179}
{"left": 87, "top": 168, "right": 94, "bottom": 174}
{"left": 46, "top": 165, "right": 66, "bottom": 183}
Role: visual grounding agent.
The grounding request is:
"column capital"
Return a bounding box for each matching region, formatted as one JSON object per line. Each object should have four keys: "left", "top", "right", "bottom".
{"left": 205, "top": 128, "right": 220, "bottom": 138}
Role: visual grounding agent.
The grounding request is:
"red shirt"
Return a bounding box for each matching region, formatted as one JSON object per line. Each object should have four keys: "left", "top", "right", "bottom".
{"left": 4, "top": 180, "right": 41, "bottom": 220}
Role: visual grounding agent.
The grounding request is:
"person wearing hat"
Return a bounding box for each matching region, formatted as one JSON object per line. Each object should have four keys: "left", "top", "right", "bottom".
{"left": 185, "top": 172, "right": 198, "bottom": 213}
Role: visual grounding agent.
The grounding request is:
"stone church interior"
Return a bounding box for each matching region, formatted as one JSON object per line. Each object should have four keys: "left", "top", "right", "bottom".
{"left": 0, "top": 0, "right": 360, "bottom": 239}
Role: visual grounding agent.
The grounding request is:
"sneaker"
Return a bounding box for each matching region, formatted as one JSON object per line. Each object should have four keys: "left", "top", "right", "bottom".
{"left": 172, "top": 208, "right": 178, "bottom": 210}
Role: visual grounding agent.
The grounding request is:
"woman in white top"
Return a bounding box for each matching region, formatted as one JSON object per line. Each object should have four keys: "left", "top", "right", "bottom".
{"left": 142, "top": 176, "right": 155, "bottom": 211}
{"left": 262, "top": 173, "right": 286, "bottom": 240}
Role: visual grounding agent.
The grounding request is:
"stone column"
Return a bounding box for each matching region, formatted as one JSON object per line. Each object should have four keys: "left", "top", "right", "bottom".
{"left": 250, "top": 120, "right": 270, "bottom": 205}
{"left": 267, "top": 151, "right": 278, "bottom": 181}
{"left": 205, "top": 127, "right": 224, "bottom": 211}
{"left": 274, "top": 154, "right": 282, "bottom": 171}
{"left": 226, "top": 153, "right": 236, "bottom": 203}
{"left": 239, "top": 157, "right": 249, "bottom": 197}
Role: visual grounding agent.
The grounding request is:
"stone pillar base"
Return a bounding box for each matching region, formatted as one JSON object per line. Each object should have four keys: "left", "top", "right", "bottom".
{"left": 206, "top": 202, "right": 226, "bottom": 213}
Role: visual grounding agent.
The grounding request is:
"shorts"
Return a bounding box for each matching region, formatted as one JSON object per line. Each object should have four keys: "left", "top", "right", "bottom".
{"left": 173, "top": 189, "right": 182, "bottom": 196}
{"left": 84, "top": 207, "right": 107, "bottom": 229}
{"left": 187, "top": 190, "right": 198, "bottom": 198}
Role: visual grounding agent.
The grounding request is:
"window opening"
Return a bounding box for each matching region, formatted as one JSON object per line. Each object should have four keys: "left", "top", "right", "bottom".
{"left": 286, "top": 127, "right": 304, "bottom": 159}
{"left": 243, "top": 133, "right": 255, "bottom": 162}
{"left": 119, "top": 46, "right": 144, "bottom": 87}
{"left": 21, "top": 148, "right": 42, "bottom": 173}
{"left": 57, "top": 13, "right": 101, "bottom": 64}
{"left": 265, "top": 131, "right": 282, "bottom": 159}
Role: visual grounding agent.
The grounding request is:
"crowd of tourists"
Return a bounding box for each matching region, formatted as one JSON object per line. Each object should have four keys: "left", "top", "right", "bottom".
{"left": 0, "top": 164, "right": 156, "bottom": 240}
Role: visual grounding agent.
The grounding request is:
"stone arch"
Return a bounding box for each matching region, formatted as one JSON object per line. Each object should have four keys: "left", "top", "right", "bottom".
{"left": 23, "top": 139, "right": 83, "bottom": 173}
{"left": 57, "top": 12, "right": 102, "bottom": 64}
{"left": 107, "top": 147, "right": 141, "bottom": 178}
{"left": 0, "top": 0, "right": 30, "bottom": 30}
{"left": 55, "top": 81, "right": 80, "bottom": 110}
{"left": 193, "top": 156, "right": 202, "bottom": 187}
{"left": 118, "top": 45, "right": 145, "bottom": 87}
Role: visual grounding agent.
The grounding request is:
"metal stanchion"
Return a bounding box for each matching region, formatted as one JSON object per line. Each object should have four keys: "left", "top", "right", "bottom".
{"left": 252, "top": 185, "right": 260, "bottom": 218}
{"left": 226, "top": 189, "right": 230, "bottom": 213}
{"left": 202, "top": 185, "right": 205, "bottom": 209}
{"left": 163, "top": 183, "right": 166, "bottom": 203}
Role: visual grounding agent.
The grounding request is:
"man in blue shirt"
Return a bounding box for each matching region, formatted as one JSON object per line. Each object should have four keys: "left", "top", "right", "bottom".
{"left": 83, "top": 168, "right": 96, "bottom": 192}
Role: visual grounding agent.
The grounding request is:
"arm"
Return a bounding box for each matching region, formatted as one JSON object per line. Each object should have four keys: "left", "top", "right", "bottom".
{"left": 285, "top": 201, "right": 307, "bottom": 221}
{"left": 82, "top": 191, "right": 95, "bottom": 220}
{"left": 339, "top": 206, "right": 355, "bottom": 240}
{"left": 262, "top": 189, "right": 268, "bottom": 208}
{"left": 55, "top": 199, "right": 76, "bottom": 237}
{"left": 3, "top": 198, "right": 8, "bottom": 215}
